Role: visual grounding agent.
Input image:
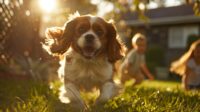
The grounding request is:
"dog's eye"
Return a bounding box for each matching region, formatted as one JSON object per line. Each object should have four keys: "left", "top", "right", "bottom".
{"left": 96, "top": 30, "right": 103, "bottom": 36}
{"left": 93, "top": 24, "right": 104, "bottom": 36}
{"left": 78, "top": 26, "right": 87, "bottom": 34}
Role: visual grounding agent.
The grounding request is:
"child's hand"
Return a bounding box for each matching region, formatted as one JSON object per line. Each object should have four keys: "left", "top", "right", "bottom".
{"left": 125, "top": 63, "right": 131, "bottom": 68}
{"left": 148, "top": 74, "right": 154, "bottom": 80}
{"left": 182, "top": 83, "right": 189, "bottom": 90}
{"left": 185, "top": 86, "right": 189, "bottom": 91}
{"left": 124, "top": 69, "right": 128, "bottom": 74}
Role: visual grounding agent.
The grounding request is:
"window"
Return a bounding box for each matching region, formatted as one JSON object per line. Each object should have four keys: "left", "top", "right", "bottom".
{"left": 168, "top": 26, "right": 199, "bottom": 48}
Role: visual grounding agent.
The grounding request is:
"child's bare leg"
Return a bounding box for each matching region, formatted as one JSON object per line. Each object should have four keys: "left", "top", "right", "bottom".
{"left": 133, "top": 73, "right": 144, "bottom": 85}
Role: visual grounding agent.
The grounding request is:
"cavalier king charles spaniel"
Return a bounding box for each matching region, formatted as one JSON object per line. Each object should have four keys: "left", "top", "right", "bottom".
{"left": 43, "top": 13, "right": 123, "bottom": 110}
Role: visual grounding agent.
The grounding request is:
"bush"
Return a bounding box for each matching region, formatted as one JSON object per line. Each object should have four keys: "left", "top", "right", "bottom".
{"left": 186, "top": 34, "right": 200, "bottom": 50}
{"left": 146, "top": 45, "right": 165, "bottom": 73}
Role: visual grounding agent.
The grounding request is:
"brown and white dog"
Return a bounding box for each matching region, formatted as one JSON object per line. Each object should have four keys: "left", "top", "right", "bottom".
{"left": 43, "top": 13, "right": 123, "bottom": 109}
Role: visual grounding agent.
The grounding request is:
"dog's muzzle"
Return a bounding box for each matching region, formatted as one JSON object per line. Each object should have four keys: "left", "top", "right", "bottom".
{"left": 82, "top": 34, "right": 98, "bottom": 59}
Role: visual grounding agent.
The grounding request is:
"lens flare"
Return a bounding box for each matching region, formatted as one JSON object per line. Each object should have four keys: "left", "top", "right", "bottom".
{"left": 39, "top": 0, "right": 56, "bottom": 13}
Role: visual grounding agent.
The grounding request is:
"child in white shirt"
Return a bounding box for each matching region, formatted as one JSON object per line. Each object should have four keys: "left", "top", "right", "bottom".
{"left": 170, "top": 39, "right": 200, "bottom": 90}
{"left": 120, "top": 33, "right": 154, "bottom": 85}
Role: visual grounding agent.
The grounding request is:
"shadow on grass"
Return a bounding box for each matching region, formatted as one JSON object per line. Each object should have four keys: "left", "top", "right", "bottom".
{"left": 0, "top": 78, "right": 73, "bottom": 112}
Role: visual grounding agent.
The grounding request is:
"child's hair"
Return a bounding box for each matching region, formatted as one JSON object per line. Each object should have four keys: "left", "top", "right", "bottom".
{"left": 170, "top": 39, "right": 200, "bottom": 76}
{"left": 132, "top": 33, "right": 146, "bottom": 47}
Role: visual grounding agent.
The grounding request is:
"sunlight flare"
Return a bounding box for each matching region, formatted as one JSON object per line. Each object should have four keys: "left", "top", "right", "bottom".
{"left": 139, "top": 3, "right": 145, "bottom": 10}
{"left": 39, "top": 0, "right": 57, "bottom": 13}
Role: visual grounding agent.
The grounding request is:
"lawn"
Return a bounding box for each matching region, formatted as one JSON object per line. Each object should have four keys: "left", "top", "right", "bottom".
{"left": 0, "top": 78, "right": 199, "bottom": 112}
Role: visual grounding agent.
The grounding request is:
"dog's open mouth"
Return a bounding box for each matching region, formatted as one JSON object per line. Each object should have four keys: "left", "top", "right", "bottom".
{"left": 82, "top": 46, "right": 97, "bottom": 59}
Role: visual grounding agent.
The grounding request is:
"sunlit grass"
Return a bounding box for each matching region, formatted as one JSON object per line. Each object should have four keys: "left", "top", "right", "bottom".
{"left": 0, "top": 79, "right": 199, "bottom": 112}
{"left": 103, "top": 80, "right": 200, "bottom": 112}
{"left": 138, "top": 80, "right": 181, "bottom": 90}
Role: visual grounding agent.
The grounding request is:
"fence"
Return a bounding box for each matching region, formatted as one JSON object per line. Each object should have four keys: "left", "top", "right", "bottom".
{"left": 0, "top": 0, "right": 42, "bottom": 64}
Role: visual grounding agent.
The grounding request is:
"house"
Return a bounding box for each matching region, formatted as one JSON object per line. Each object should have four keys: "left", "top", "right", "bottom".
{"left": 122, "top": 4, "right": 200, "bottom": 67}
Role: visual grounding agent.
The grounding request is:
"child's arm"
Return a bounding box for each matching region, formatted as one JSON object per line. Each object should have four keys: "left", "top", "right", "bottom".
{"left": 183, "top": 67, "right": 192, "bottom": 90}
{"left": 182, "top": 74, "right": 189, "bottom": 90}
{"left": 141, "top": 64, "right": 154, "bottom": 80}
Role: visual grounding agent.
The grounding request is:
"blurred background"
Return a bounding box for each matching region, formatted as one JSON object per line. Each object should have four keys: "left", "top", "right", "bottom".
{"left": 0, "top": 0, "right": 200, "bottom": 81}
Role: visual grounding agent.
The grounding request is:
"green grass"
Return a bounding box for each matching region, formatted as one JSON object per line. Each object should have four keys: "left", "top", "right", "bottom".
{"left": 104, "top": 80, "right": 200, "bottom": 112}
{"left": 0, "top": 79, "right": 71, "bottom": 112}
{"left": 0, "top": 79, "right": 199, "bottom": 112}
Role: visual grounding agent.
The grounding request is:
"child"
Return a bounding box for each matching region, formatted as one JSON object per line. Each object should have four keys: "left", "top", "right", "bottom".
{"left": 119, "top": 33, "right": 154, "bottom": 85}
{"left": 170, "top": 39, "right": 200, "bottom": 90}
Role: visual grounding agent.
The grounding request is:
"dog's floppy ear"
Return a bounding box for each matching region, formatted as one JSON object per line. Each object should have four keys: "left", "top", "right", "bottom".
{"left": 106, "top": 23, "right": 123, "bottom": 63}
{"left": 43, "top": 19, "right": 76, "bottom": 56}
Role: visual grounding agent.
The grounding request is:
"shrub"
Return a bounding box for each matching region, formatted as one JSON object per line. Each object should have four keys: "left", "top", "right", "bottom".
{"left": 186, "top": 34, "right": 200, "bottom": 50}
{"left": 146, "top": 45, "right": 165, "bottom": 73}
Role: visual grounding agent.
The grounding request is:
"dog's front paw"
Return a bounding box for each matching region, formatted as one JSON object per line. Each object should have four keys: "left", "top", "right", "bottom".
{"left": 69, "top": 100, "right": 88, "bottom": 112}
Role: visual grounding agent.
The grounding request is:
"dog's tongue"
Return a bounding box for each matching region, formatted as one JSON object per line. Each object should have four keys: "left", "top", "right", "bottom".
{"left": 83, "top": 46, "right": 96, "bottom": 59}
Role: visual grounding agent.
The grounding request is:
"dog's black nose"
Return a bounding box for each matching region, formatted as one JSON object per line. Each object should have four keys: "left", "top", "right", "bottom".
{"left": 85, "top": 34, "right": 94, "bottom": 43}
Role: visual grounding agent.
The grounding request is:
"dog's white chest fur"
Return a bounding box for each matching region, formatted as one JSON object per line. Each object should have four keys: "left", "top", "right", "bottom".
{"left": 58, "top": 51, "right": 113, "bottom": 90}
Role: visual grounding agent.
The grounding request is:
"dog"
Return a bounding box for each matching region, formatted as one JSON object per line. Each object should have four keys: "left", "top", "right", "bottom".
{"left": 43, "top": 13, "right": 123, "bottom": 110}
